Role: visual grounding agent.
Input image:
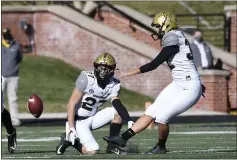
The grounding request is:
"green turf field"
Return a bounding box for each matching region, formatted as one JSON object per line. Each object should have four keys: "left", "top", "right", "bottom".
{"left": 1, "top": 122, "right": 236, "bottom": 159}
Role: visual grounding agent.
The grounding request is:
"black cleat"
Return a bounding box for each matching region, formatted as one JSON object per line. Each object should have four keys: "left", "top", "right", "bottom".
{"left": 106, "top": 143, "right": 129, "bottom": 155}
{"left": 109, "top": 147, "right": 129, "bottom": 155}
{"left": 145, "top": 144, "right": 167, "bottom": 154}
{"left": 7, "top": 128, "right": 17, "bottom": 154}
{"left": 56, "top": 133, "right": 70, "bottom": 155}
{"left": 106, "top": 143, "right": 117, "bottom": 154}
{"left": 103, "top": 135, "right": 127, "bottom": 148}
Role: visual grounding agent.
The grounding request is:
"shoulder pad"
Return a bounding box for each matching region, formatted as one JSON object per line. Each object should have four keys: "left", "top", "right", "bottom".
{"left": 84, "top": 71, "right": 95, "bottom": 85}
{"left": 85, "top": 71, "right": 95, "bottom": 78}
{"left": 75, "top": 71, "right": 88, "bottom": 92}
{"left": 162, "top": 31, "right": 179, "bottom": 47}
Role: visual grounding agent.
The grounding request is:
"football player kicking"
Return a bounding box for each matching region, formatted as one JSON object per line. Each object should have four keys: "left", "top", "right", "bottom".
{"left": 1, "top": 78, "right": 17, "bottom": 154}
{"left": 104, "top": 12, "right": 205, "bottom": 154}
{"left": 56, "top": 53, "right": 134, "bottom": 155}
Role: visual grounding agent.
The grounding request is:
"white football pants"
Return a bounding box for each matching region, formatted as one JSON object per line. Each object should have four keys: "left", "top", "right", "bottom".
{"left": 1, "top": 90, "right": 5, "bottom": 113}
{"left": 145, "top": 79, "right": 202, "bottom": 124}
{"left": 2, "top": 77, "right": 20, "bottom": 121}
{"left": 1, "top": 77, "right": 5, "bottom": 113}
{"left": 66, "top": 107, "right": 117, "bottom": 151}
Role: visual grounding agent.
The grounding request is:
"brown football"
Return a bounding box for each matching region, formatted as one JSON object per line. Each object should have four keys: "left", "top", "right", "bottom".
{"left": 27, "top": 94, "right": 43, "bottom": 118}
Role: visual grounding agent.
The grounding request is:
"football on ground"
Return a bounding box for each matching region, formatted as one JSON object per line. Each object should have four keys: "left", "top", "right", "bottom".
{"left": 27, "top": 94, "right": 44, "bottom": 118}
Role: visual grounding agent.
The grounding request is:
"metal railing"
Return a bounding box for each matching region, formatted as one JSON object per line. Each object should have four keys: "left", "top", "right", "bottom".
{"left": 59, "top": 1, "right": 232, "bottom": 51}
{"left": 93, "top": 2, "right": 230, "bottom": 51}
{"left": 149, "top": 13, "right": 230, "bottom": 51}
{"left": 2, "top": 1, "right": 231, "bottom": 51}
{"left": 94, "top": 1, "right": 156, "bottom": 34}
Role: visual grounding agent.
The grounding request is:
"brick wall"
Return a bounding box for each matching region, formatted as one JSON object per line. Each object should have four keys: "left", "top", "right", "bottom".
{"left": 223, "top": 6, "right": 237, "bottom": 108}
{"left": 223, "top": 65, "right": 237, "bottom": 109}
{"left": 2, "top": 10, "right": 235, "bottom": 112}
{"left": 195, "top": 72, "right": 229, "bottom": 112}
{"left": 2, "top": 13, "right": 33, "bottom": 46}
{"left": 2, "top": 12, "right": 171, "bottom": 101}
{"left": 94, "top": 11, "right": 162, "bottom": 51}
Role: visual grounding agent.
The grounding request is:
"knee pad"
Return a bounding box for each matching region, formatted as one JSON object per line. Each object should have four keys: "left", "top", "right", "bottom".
{"left": 144, "top": 104, "right": 156, "bottom": 118}
{"left": 155, "top": 118, "right": 168, "bottom": 124}
{"left": 83, "top": 140, "right": 99, "bottom": 152}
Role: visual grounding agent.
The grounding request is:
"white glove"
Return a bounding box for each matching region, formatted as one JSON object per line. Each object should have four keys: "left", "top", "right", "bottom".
{"left": 128, "top": 121, "right": 134, "bottom": 129}
{"left": 68, "top": 128, "right": 77, "bottom": 145}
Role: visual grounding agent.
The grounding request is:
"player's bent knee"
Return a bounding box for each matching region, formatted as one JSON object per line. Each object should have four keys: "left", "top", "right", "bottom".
{"left": 111, "top": 107, "right": 117, "bottom": 116}
{"left": 155, "top": 112, "right": 176, "bottom": 124}
{"left": 86, "top": 150, "right": 98, "bottom": 155}
{"left": 112, "top": 114, "right": 122, "bottom": 124}
{"left": 83, "top": 140, "right": 99, "bottom": 153}
{"left": 81, "top": 146, "right": 98, "bottom": 155}
{"left": 145, "top": 105, "right": 156, "bottom": 118}
{"left": 106, "top": 107, "right": 118, "bottom": 120}
{"left": 155, "top": 118, "right": 168, "bottom": 124}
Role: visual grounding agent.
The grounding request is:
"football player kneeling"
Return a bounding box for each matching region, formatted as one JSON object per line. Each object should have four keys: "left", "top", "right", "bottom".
{"left": 56, "top": 53, "right": 134, "bottom": 155}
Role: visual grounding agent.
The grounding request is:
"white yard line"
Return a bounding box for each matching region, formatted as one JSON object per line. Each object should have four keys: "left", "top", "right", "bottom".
{"left": 1, "top": 131, "right": 236, "bottom": 142}
{"left": 17, "top": 130, "right": 65, "bottom": 134}
{"left": 170, "top": 131, "right": 237, "bottom": 134}
{"left": 3, "top": 156, "right": 51, "bottom": 159}
{"left": 3, "top": 144, "right": 51, "bottom": 147}
{"left": 168, "top": 148, "right": 237, "bottom": 153}
{"left": 1, "top": 137, "right": 60, "bottom": 142}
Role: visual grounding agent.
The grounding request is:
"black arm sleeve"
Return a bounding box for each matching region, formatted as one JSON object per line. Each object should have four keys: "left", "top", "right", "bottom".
{"left": 112, "top": 99, "right": 132, "bottom": 122}
{"left": 139, "top": 45, "right": 179, "bottom": 73}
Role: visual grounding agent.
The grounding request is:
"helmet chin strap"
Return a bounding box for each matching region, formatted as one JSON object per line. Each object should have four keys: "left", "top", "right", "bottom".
{"left": 97, "top": 78, "right": 108, "bottom": 89}
{"left": 97, "top": 76, "right": 112, "bottom": 89}
{"left": 151, "top": 31, "right": 165, "bottom": 41}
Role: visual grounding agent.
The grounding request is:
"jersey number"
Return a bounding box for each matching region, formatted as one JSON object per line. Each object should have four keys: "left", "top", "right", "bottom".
{"left": 185, "top": 39, "right": 193, "bottom": 60}
{"left": 82, "top": 97, "right": 106, "bottom": 111}
{"left": 181, "top": 32, "right": 194, "bottom": 61}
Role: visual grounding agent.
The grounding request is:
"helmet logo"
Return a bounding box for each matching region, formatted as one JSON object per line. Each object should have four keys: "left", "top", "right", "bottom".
{"left": 103, "top": 53, "right": 107, "bottom": 64}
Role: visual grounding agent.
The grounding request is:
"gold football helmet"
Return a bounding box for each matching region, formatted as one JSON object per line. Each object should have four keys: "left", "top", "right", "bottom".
{"left": 94, "top": 53, "right": 116, "bottom": 68}
{"left": 151, "top": 12, "right": 178, "bottom": 40}
{"left": 94, "top": 53, "right": 116, "bottom": 85}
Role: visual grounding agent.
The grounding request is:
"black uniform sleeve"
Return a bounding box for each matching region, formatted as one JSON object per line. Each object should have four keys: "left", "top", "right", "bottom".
{"left": 112, "top": 99, "right": 132, "bottom": 122}
{"left": 139, "top": 45, "right": 179, "bottom": 73}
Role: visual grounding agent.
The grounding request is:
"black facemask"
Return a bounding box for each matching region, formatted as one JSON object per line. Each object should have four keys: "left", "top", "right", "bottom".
{"left": 151, "top": 17, "right": 168, "bottom": 41}
{"left": 151, "top": 31, "right": 165, "bottom": 41}
{"left": 94, "top": 65, "right": 114, "bottom": 88}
